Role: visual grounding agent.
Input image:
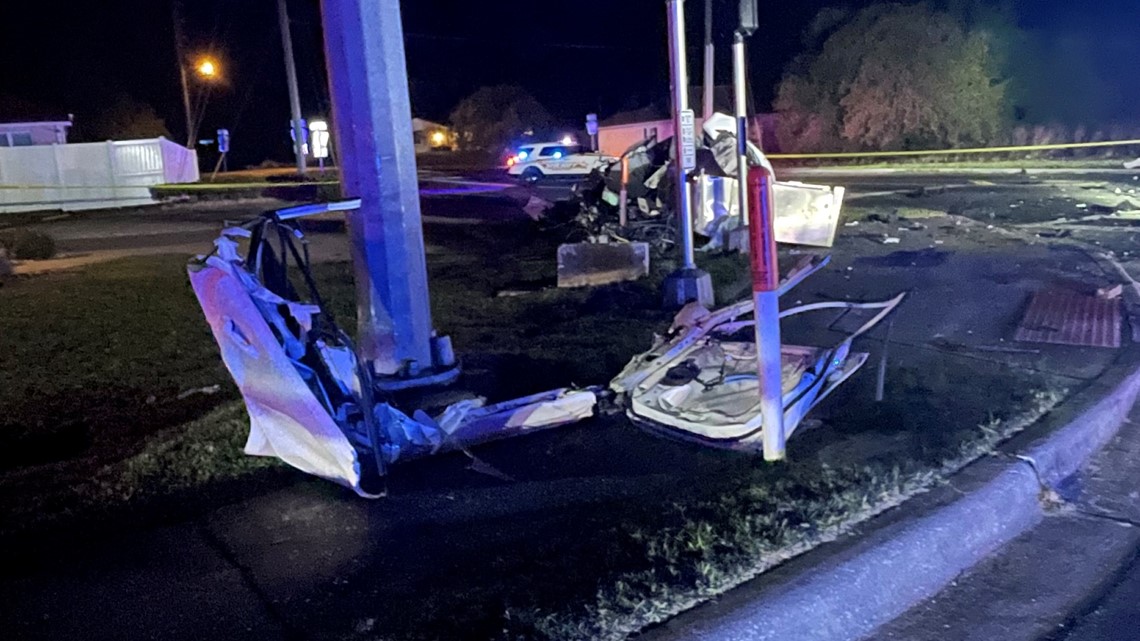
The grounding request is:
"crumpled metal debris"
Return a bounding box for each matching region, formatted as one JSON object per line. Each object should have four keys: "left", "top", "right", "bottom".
{"left": 566, "top": 112, "right": 842, "bottom": 253}
{"left": 189, "top": 206, "right": 597, "bottom": 496}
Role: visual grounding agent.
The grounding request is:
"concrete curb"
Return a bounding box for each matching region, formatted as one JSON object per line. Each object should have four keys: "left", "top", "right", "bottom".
{"left": 642, "top": 349, "right": 1140, "bottom": 641}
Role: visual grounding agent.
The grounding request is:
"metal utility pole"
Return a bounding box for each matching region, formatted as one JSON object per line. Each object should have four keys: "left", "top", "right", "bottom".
{"left": 737, "top": 0, "right": 784, "bottom": 461}
{"left": 733, "top": 29, "right": 751, "bottom": 236}
{"left": 662, "top": 0, "right": 714, "bottom": 309}
{"left": 319, "top": 0, "right": 456, "bottom": 386}
{"left": 171, "top": 0, "right": 194, "bottom": 148}
{"left": 278, "top": 0, "right": 308, "bottom": 175}
{"left": 702, "top": 0, "right": 715, "bottom": 118}
{"left": 179, "top": 65, "right": 194, "bottom": 148}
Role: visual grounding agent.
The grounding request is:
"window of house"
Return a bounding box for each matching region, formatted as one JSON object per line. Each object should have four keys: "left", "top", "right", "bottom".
{"left": 9, "top": 132, "right": 33, "bottom": 146}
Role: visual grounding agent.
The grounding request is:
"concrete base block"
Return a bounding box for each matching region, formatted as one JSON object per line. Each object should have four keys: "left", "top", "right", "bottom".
{"left": 662, "top": 267, "right": 714, "bottom": 309}
{"left": 726, "top": 226, "right": 751, "bottom": 253}
{"left": 557, "top": 241, "right": 650, "bottom": 288}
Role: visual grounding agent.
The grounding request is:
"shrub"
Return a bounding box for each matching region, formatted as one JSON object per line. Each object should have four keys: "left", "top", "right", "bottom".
{"left": 0, "top": 229, "right": 57, "bottom": 260}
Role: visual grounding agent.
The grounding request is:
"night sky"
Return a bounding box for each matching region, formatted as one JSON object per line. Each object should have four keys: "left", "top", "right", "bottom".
{"left": 1, "top": 0, "right": 1137, "bottom": 167}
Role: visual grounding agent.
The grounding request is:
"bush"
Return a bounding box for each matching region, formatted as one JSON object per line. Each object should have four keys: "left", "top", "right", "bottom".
{"left": 0, "top": 229, "right": 57, "bottom": 260}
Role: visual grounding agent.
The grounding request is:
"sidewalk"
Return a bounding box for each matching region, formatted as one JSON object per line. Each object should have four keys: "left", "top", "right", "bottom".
{"left": 1, "top": 207, "right": 1136, "bottom": 641}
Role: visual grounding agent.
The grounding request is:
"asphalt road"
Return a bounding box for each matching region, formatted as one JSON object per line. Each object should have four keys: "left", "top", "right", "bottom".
{"left": 1056, "top": 553, "right": 1140, "bottom": 641}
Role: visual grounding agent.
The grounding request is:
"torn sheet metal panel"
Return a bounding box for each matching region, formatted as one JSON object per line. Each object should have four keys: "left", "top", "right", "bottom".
{"left": 612, "top": 264, "right": 904, "bottom": 451}
{"left": 189, "top": 206, "right": 598, "bottom": 495}
{"left": 696, "top": 174, "right": 845, "bottom": 248}
{"left": 190, "top": 246, "right": 371, "bottom": 493}
{"left": 441, "top": 389, "right": 598, "bottom": 448}
{"left": 611, "top": 254, "right": 831, "bottom": 394}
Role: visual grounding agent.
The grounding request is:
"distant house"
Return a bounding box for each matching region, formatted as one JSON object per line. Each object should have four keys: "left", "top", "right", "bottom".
{"left": 596, "top": 88, "right": 780, "bottom": 156}
{"left": 597, "top": 106, "right": 782, "bottom": 156}
{"left": 0, "top": 120, "right": 71, "bottom": 147}
{"left": 411, "top": 118, "right": 456, "bottom": 153}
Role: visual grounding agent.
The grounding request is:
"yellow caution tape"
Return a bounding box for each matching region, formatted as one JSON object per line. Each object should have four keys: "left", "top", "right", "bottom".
{"left": 767, "top": 138, "right": 1140, "bottom": 159}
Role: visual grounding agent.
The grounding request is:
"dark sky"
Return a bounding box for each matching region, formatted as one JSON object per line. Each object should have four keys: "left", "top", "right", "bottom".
{"left": 1, "top": 0, "right": 1137, "bottom": 166}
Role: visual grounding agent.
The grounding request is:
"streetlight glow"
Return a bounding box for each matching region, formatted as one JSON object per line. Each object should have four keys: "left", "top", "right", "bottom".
{"left": 196, "top": 58, "right": 218, "bottom": 78}
{"left": 430, "top": 131, "right": 446, "bottom": 145}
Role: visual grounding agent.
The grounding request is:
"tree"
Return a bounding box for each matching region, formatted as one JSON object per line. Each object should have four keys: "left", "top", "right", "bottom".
{"left": 0, "top": 95, "right": 60, "bottom": 121}
{"left": 77, "top": 95, "right": 170, "bottom": 142}
{"left": 775, "top": 3, "right": 1008, "bottom": 152}
{"left": 449, "top": 85, "right": 552, "bottom": 151}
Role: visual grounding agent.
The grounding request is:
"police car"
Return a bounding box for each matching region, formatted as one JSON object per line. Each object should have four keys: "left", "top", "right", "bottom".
{"left": 506, "top": 140, "right": 616, "bottom": 183}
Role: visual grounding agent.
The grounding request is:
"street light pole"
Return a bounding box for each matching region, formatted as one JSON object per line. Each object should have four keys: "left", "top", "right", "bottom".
{"left": 702, "top": 0, "right": 714, "bottom": 118}
{"left": 179, "top": 64, "right": 194, "bottom": 148}
{"left": 277, "top": 0, "right": 308, "bottom": 175}
{"left": 171, "top": 0, "right": 194, "bottom": 148}
{"left": 319, "top": 0, "right": 456, "bottom": 385}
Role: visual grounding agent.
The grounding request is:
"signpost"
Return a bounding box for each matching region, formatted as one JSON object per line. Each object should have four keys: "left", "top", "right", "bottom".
{"left": 585, "top": 113, "right": 598, "bottom": 152}
{"left": 215, "top": 128, "right": 230, "bottom": 175}
{"left": 217, "top": 128, "right": 230, "bottom": 154}
{"left": 278, "top": 0, "right": 308, "bottom": 175}
{"left": 289, "top": 120, "right": 309, "bottom": 156}
{"left": 661, "top": 0, "right": 713, "bottom": 309}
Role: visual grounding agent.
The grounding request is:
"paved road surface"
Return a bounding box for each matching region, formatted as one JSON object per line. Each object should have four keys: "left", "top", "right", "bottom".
{"left": 1056, "top": 553, "right": 1140, "bottom": 641}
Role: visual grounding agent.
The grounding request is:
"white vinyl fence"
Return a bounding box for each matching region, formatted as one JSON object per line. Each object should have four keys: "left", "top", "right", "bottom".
{"left": 0, "top": 137, "right": 199, "bottom": 214}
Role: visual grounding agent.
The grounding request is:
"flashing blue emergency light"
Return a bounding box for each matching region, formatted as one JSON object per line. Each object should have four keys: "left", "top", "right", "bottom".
{"left": 517, "top": 150, "right": 528, "bottom": 160}
{"left": 552, "top": 151, "right": 563, "bottom": 159}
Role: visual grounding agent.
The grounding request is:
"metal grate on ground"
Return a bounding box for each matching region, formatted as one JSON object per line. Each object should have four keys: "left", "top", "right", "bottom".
{"left": 1014, "top": 290, "right": 1122, "bottom": 349}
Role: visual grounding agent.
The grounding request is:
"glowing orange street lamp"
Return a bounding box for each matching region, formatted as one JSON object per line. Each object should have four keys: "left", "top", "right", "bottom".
{"left": 180, "top": 56, "right": 221, "bottom": 147}
{"left": 196, "top": 58, "right": 218, "bottom": 78}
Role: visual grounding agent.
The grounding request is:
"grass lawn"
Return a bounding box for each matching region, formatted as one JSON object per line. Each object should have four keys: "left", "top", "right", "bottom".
{"left": 0, "top": 222, "right": 672, "bottom": 533}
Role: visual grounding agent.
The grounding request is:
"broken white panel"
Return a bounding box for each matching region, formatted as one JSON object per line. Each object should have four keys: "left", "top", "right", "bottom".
{"left": 189, "top": 254, "right": 373, "bottom": 496}
{"left": 615, "top": 293, "right": 904, "bottom": 453}
{"left": 443, "top": 389, "right": 597, "bottom": 450}
{"left": 695, "top": 175, "right": 845, "bottom": 248}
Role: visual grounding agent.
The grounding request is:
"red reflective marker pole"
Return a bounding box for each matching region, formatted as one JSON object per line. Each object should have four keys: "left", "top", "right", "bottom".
{"left": 747, "top": 166, "right": 785, "bottom": 461}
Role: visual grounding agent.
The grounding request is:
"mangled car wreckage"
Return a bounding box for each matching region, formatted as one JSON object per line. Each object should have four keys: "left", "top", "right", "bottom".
{"left": 188, "top": 136, "right": 903, "bottom": 490}
{"left": 569, "top": 113, "right": 845, "bottom": 252}
{"left": 188, "top": 201, "right": 596, "bottom": 496}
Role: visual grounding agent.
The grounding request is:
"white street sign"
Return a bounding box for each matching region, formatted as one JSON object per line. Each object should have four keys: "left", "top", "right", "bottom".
{"left": 309, "top": 120, "right": 330, "bottom": 159}
{"left": 679, "top": 109, "right": 696, "bottom": 171}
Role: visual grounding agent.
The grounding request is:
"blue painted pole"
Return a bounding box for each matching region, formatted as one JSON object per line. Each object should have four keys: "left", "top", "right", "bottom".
{"left": 319, "top": 0, "right": 436, "bottom": 378}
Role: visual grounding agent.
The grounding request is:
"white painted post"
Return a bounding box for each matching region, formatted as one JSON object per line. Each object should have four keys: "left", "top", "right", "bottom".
{"left": 747, "top": 167, "right": 785, "bottom": 461}
{"left": 106, "top": 141, "right": 119, "bottom": 205}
